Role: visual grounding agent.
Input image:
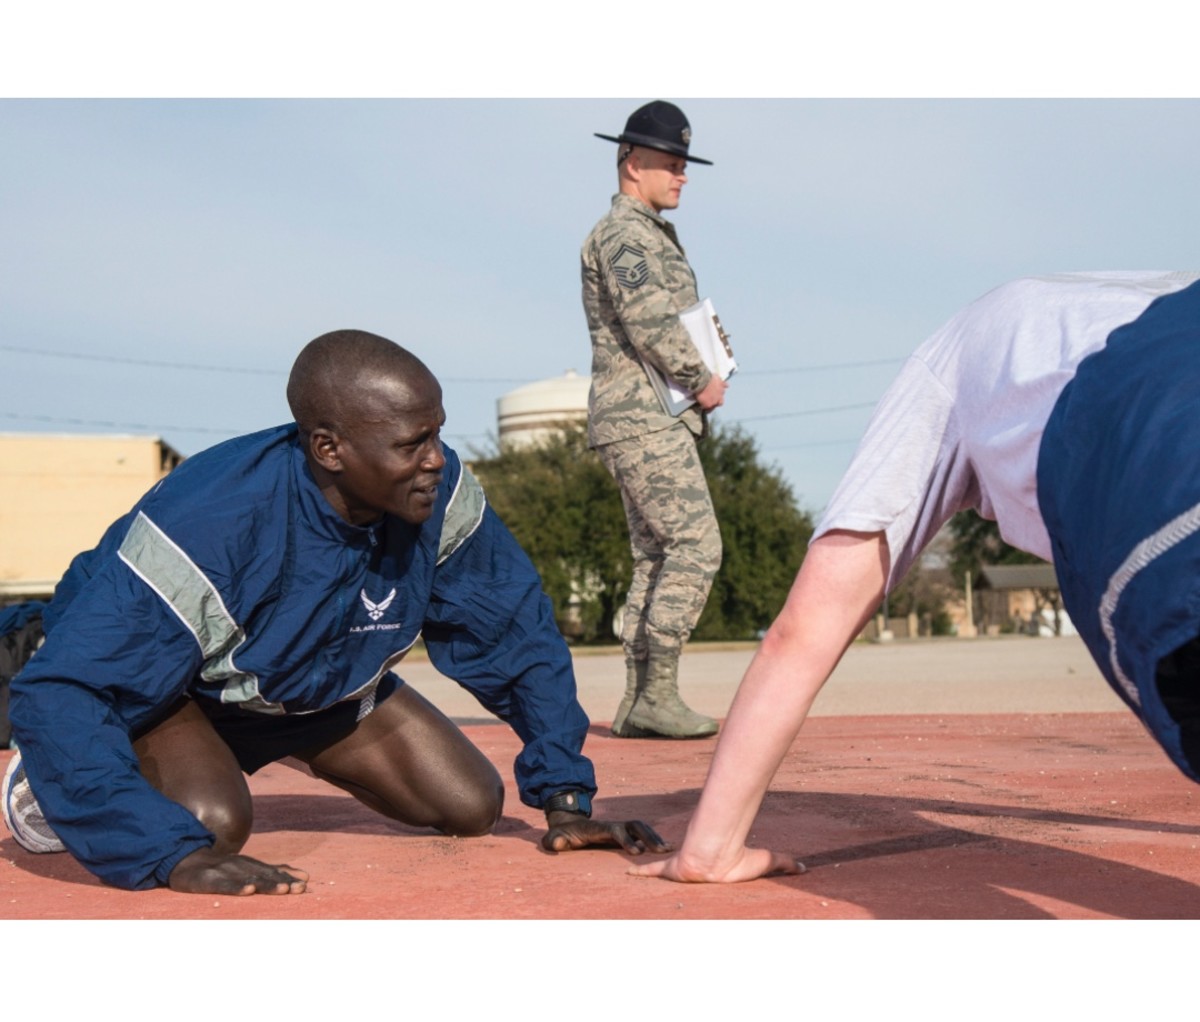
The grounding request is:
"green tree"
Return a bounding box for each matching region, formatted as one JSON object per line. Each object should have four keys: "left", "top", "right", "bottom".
{"left": 469, "top": 422, "right": 812, "bottom": 643}
{"left": 947, "top": 510, "right": 1043, "bottom": 584}
{"left": 470, "top": 425, "right": 631, "bottom": 642}
{"left": 885, "top": 561, "right": 959, "bottom": 636}
{"left": 694, "top": 423, "right": 812, "bottom": 640}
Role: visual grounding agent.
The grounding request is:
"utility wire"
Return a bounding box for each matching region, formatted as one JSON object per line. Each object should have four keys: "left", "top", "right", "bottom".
{"left": 0, "top": 344, "right": 283, "bottom": 376}
{"left": 761, "top": 437, "right": 863, "bottom": 450}
{"left": 1, "top": 411, "right": 484, "bottom": 445}
{"left": 2, "top": 411, "right": 239, "bottom": 435}
{"left": 1, "top": 342, "right": 901, "bottom": 382}
{"left": 2, "top": 345, "right": 889, "bottom": 439}
{"left": 730, "top": 401, "right": 878, "bottom": 423}
{"left": 736, "top": 357, "right": 902, "bottom": 375}
{"left": 0, "top": 343, "right": 531, "bottom": 384}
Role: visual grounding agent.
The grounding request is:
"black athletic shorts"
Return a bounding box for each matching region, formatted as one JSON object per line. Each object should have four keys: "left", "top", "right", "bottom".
{"left": 136, "top": 674, "right": 403, "bottom": 775}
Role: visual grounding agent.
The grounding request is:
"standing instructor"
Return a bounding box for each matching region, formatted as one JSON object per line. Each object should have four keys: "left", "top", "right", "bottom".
{"left": 581, "top": 100, "right": 726, "bottom": 739}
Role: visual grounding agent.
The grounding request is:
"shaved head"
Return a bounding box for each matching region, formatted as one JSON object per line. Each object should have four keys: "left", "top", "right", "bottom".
{"left": 288, "top": 330, "right": 448, "bottom": 525}
{"left": 287, "top": 329, "right": 439, "bottom": 438}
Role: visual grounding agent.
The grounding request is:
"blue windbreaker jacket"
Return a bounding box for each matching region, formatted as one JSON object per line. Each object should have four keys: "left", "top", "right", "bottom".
{"left": 11, "top": 425, "right": 595, "bottom": 889}
{"left": 1039, "top": 279, "right": 1200, "bottom": 781}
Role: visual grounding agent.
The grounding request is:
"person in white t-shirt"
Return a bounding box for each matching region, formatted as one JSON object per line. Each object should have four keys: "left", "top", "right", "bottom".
{"left": 629, "top": 270, "right": 1200, "bottom": 884}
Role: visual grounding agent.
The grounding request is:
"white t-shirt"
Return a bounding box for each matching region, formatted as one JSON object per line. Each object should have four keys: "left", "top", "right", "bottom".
{"left": 815, "top": 271, "right": 1200, "bottom": 589}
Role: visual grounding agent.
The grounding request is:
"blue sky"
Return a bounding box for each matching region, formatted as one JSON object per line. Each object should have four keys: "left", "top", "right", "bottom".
{"left": 3, "top": 8, "right": 1197, "bottom": 517}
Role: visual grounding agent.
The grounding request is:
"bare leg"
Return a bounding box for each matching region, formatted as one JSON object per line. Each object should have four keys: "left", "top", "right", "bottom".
{"left": 296, "top": 683, "right": 505, "bottom": 837}
{"left": 129, "top": 701, "right": 305, "bottom": 895}
{"left": 631, "top": 530, "right": 889, "bottom": 882}
{"left": 133, "top": 699, "right": 254, "bottom": 854}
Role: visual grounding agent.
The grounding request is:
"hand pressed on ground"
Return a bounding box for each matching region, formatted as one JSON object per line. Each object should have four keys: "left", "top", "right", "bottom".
{"left": 628, "top": 847, "right": 804, "bottom": 883}
{"left": 168, "top": 847, "right": 309, "bottom": 896}
{"left": 541, "top": 813, "right": 672, "bottom": 855}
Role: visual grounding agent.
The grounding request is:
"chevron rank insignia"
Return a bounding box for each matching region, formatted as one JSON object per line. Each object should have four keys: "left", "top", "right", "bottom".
{"left": 610, "top": 243, "right": 649, "bottom": 290}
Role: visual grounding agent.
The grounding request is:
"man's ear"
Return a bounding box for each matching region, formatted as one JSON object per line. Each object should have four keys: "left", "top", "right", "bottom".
{"left": 309, "top": 427, "right": 344, "bottom": 473}
{"left": 623, "top": 146, "right": 642, "bottom": 180}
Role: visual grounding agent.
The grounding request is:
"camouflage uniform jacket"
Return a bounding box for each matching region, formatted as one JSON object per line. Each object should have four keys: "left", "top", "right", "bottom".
{"left": 582, "top": 193, "right": 712, "bottom": 447}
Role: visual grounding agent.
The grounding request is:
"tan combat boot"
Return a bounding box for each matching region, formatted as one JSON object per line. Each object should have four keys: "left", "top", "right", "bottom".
{"left": 611, "top": 659, "right": 653, "bottom": 737}
{"left": 623, "top": 654, "right": 718, "bottom": 738}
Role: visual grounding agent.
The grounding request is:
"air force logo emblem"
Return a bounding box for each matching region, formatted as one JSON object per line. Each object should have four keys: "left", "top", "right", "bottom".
{"left": 610, "top": 243, "right": 649, "bottom": 291}
{"left": 361, "top": 587, "right": 397, "bottom": 622}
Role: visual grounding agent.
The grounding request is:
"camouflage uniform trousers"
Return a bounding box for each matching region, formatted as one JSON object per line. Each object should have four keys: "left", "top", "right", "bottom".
{"left": 597, "top": 421, "right": 722, "bottom": 661}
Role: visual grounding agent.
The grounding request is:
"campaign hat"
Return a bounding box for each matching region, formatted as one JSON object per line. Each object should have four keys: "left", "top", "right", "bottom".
{"left": 594, "top": 100, "right": 713, "bottom": 165}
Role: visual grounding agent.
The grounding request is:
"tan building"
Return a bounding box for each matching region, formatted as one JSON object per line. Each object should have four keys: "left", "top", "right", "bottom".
{"left": 0, "top": 433, "right": 184, "bottom": 601}
{"left": 975, "top": 563, "right": 1073, "bottom": 637}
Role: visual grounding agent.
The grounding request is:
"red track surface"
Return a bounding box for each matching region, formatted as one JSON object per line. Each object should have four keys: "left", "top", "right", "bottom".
{"left": 4, "top": 710, "right": 1198, "bottom": 920}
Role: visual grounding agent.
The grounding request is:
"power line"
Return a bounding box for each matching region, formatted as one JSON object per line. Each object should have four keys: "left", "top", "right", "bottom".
{"left": 1, "top": 342, "right": 902, "bottom": 382}
{"left": 737, "top": 357, "right": 902, "bottom": 375}
{"left": 1, "top": 411, "right": 484, "bottom": 445}
{"left": 5, "top": 395, "right": 878, "bottom": 437}
{"left": 2, "top": 411, "right": 242, "bottom": 436}
{"left": 0, "top": 343, "right": 283, "bottom": 376}
{"left": 0, "top": 343, "right": 531, "bottom": 384}
{"left": 730, "top": 400, "right": 878, "bottom": 423}
{"left": 760, "top": 437, "right": 862, "bottom": 451}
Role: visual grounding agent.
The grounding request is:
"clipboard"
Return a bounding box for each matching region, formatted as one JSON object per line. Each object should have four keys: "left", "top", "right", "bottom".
{"left": 642, "top": 298, "right": 738, "bottom": 417}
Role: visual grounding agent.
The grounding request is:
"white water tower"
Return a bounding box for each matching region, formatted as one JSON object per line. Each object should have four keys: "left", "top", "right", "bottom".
{"left": 496, "top": 369, "right": 590, "bottom": 450}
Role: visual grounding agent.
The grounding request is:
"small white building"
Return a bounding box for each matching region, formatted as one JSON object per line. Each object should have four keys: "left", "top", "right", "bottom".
{"left": 496, "top": 370, "right": 590, "bottom": 450}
